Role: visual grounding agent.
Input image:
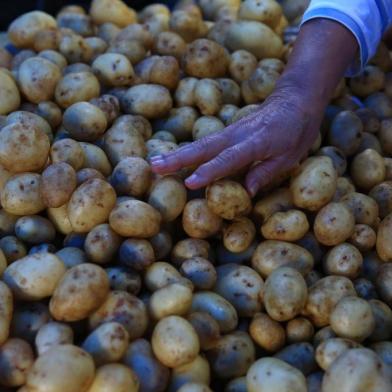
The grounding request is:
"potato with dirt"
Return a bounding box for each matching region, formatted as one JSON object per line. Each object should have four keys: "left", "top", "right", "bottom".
{"left": 0, "top": 70, "right": 20, "bottom": 115}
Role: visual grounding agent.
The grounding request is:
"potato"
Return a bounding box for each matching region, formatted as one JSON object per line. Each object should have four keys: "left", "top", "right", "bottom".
{"left": 290, "top": 156, "right": 337, "bottom": 211}
{"left": 0, "top": 281, "right": 13, "bottom": 345}
{"left": 85, "top": 37, "right": 108, "bottom": 58}
{"left": 376, "top": 214, "right": 392, "bottom": 262}
{"left": 59, "top": 34, "right": 93, "bottom": 64}
{"left": 77, "top": 168, "right": 105, "bottom": 185}
{"left": 35, "top": 321, "right": 74, "bottom": 355}
{"left": 50, "top": 263, "right": 109, "bottom": 321}
{"left": 0, "top": 248, "right": 7, "bottom": 275}
{"left": 225, "top": 377, "right": 247, "bottom": 392}
{"left": 150, "top": 283, "right": 193, "bottom": 320}
{"left": 0, "top": 338, "right": 34, "bottom": 387}
{"left": 55, "top": 72, "right": 100, "bottom": 108}
{"left": 323, "top": 243, "right": 363, "bottom": 279}
{"left": 152, "top": 315, "right": 199, "bottom": 368}
{"left": 314, "top": 202, "right": 355, "bottom": 246}
{"left": 0, "top": 47, "right": 12, "bottom": 69}
{"left": 92, "top": 53, "right": 134, "bottom": 87}
{"left": 68, "top": 179, "right": 116, "bottom": 233}
{"left": 41, "top": 162, "right": 77, "bottom": 208}
{"left": 348, "top": 224, "right": 376, "bottom": 252}
{"left": 89, "top": 291, "right": 148, "bottom": 339}
{"left": 175, "top": 77, "right": 198, "bottom": 107}
{"left": 369, "top": 181, "right": 392, "bottom": 218}
{"left": 1, "top": 173, "right": 46, "bottom": 215}
{"left": 0, "top": 210, "right": 17, "bottom": 237}
{"left": 87, "top": 364, "right": 139, "bottom": 392}
{"left": 58, "top": 12, "right": 93, "bottom": 36}
{"left": 332, "top": 176, "right": 355, "bottom": 201}
{"left": 63, "top": 62, "right": 92, "bottom": 74}
{"left": 153, "top": 31, "right": 186, "bottom": 60}
{"left": 146, "top": 139, "right": 177, "bottom": 159}
{"left": 239, "top": 0, "right": 282, "bottom": 28}
{"left": 349, "top": 65, "right": 385, "bottom": 97}
{"left": 178, "top": 257, "right": 215, "bottom": 290}
{"left": 249, "top": 312, "right": 286, "bottom": 352}
{"left": 123, "top": 338, "right": 170, "bottom": 392}
{"left": 370, "top": 341, "right": 392, "bottom": 369}
{"left": 316, "top": 146, "right": 347, "bottom": 176}
{"left": 303, "top": 276, "right": 356, "bottom": 327}
{"left": 90, "top": 0, "right": 137, "bottom": 27}
{"left": 341, "top": 192, "right": 379, "bottom": 227}
{"left": 321, "top": 348, "right": 392, "bottom": 392}
{"left": 35, "top": 101, "right": 62, "bottom": 128}
{"left": 63, "top": 102, "right": 107, "bottom": 142}
{"left": 25, "top": 345, "right": 95, "bottom": 392}
{"left": 192, "top": 115, "right": 224, "bottom": 140}
{"left": 251, "top": 240, "right": 314, "bottom": 278}
{"left": 170, "top": 10, "right": 207, "bottom": 43}
{"left": 223, "top": 217, "right": 255, "bottom": 253}
{"left": 376, "top": 263, "right": 392, "bottom": 306}
{"left": 246, "top": 357, "right": 307, "bottom": 392}
{"left": 226, "top": 21, "right": 283, "bottom": 59}
{"left": 8, "top": 11, "right": 56, "bottom": 48}
{"left": 351, "top": 149, "right": 386, "bottom": 190}
{"left": 364, "top": 92, "right": 392, "bottom": 119}
{"left": 122, "top": 84, "right": 173, "bottom": 119}
{"left": 354, "top": 277, "right": 378, "bottom": 300}
{"left": 356, "top": 107, "right": 380, "bottom": 133}
{"left": 109, "top": 199, "right": 161, "bottom": 237}
{"left": 286, "top": 318, "right": 314, "bottom": 344}
{"left": 187, "top": 312, "right": 220, "bottom": 351}
{"left": 219, "top": 104, "right": 239, "bottom": 125}
{"left": 0, "top": 70, "right": 20, "bottom": 115}
{"left": 0, "top": 123, "right": 50, "bottom": 173}
{"left": 150, "top": 230, "right": 172, "bottom": 261}
{"left": 90, "top": 94, "right": 120, "bottom": 125}
{"left": 118, "top": 238, "right": 155, "bottom": 271}
{"left": 357, "top": 131, "right": 382, "bottom": 154}
{"left": 85, "top": 224, "right": 122, "bottom": 264}
{"left": 144, "top": 262, "right": 183, "bottom": 292}
{"left": 379, "top": 119, "right": 392, "bottom": 155}
{"left": 50, "top": 138, "right": 85, "bottom": 170}
{"left": 368, "top": 299, "right": 392, "bottom": 342}
{"left": 182, "top": 199, "right": 223, "bottom": 239}
{"left": 313, "top": 326, "right": 336, "bottom": 347}
{"left": 106, "top": 266, "right": 141, "bottom": 295}
{"left": 14, "top": 215, "right": 55, "bottom": 244}
{"left": 11, "top": 49, "right": 35, "bottom": 71}
{"left": 107, "top": 39, "right": 147, "bottom": 64}
{"left": 0, "top": 235, "right": 27, "bottom": 263}
{"left": 47, "top": 204, "right": 72, "bottom": 235}
{"left": 82, "top": 321, "right": 129, "bottom": 366}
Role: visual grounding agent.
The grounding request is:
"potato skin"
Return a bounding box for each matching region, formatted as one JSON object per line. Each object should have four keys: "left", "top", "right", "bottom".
{"left": 50, "top": 263, "right": 110, "bottom": 321}
{"left": 90, "top": 0, "right": 137, "bottom": 27}
{"left": 35, "top": 322, "right": 74, "bottom": 355}
{"left": 0, "top": 70, "right": 20, "bottom": 115}
{"left": 0, "top": 281, "right": 13, "bottom": 345}
{"left": 223, "top": 217, "right": 256, "bottom": 253}
{"left": 377, "top": 213, "right": 392, "bottom": 261}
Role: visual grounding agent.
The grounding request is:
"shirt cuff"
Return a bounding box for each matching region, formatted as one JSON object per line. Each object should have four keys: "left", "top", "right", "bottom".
{"left": 301, "top": 7, "right": 368, "bottom": 76}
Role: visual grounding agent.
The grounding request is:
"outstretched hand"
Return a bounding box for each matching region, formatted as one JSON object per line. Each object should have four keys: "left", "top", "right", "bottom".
{"left": 151, "top": 91, "right": 322, "bottom": 197}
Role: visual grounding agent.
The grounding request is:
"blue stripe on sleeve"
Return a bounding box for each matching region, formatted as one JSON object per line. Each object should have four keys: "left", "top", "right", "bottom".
{"left": 374, "top": 0, "right": 389, "bottom": 31}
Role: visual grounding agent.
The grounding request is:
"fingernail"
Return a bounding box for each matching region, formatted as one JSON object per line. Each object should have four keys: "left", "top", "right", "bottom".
{"left": 247, "top": 184, "right": 257, "bottom": 197}
{"left": 185, "top": 174, "right": 199, "bottom": 185}
{"left": 151, "top": 159, "right": 164, "bottom": 166}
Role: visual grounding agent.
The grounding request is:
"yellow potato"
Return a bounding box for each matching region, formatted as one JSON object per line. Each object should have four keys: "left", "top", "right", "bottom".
{"left": 153, "top": 31, "right": 186, "bottom": 60}
{"left": 341, "top": 192, "right": 379, "bottom": 227}
{"left": 170, "top": 10, "right": 207, "bottom": 43}
{"left": 47, "top": 204, "right": 73, "bottom": 235}
{"left": 90, "top": 0, "right": 137, "bottom": 27}
{"left": 35, "top": 322, "right": 74, "bottom": 355}
{"left": 0, "top": 281, "right": 13, "bottom": 345}
{"left": 59, "top": 34, "right": 93, "bottom": 64}
{"left": 376, "top": 213, "right": 392, "bottom": 261}
{"left": 223, "top": 217, "right": 256, "bottom": 253}
{"left": 50, "top": 138, "right": 85, "bottom": 170}
{"left": 349, "top": 224, "right": 377, "bottom": 252}
{"left": 0, "top": 70, "right": 20, "bottom": 115}
{"left": 80, "top": 142, "right": 112, "bottom": 176}
{"left": 286, "top": 317, "right": 314, "bottom": 344}
{"left": 239, "top": 0, "right": 283, "bottom": 28}
{"left": 68, "top": 179, "right": 116, "bottom": 233}
{"left": 229, "top": 50, "right": 258, "bottom": 83}
{"left": 50, "top": 263, "right": 110, "bottom": 321}
{"left": 194, "top": 79, "right": 223, "bottom": 116}
{"left": 192, "top": 116, "right": 224, "bottom": 140}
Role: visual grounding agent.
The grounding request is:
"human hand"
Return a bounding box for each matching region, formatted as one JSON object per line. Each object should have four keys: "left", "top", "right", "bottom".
{"left": 151, "top": 90, "right": 323, "bottom": 197}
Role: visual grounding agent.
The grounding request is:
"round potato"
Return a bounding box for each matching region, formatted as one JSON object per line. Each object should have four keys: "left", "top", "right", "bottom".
{"left": 35, "top": 101, "right": 62, "bottom": 128}
{"left": 59, "top": 34, "right": 93, "bottom": 64}
{"left": 286, "top": 317, "right": 314, "bottom": 344}
{"left": 179, "top": 257, "right": 216, "bottom": 290}
{"left": 50, "top": 138, "right": 85, "bottom": 170}
{"left": 229, "top": 50, "right": 258, "bottom": 82}
{"left": 0, "top": 70, "right": 20, "bottom": 115}
{"left": 187, "top": 312, "right": 220, "bottom": 351}
{"left": 90, "top": 94, "right": 120, "bottom": 125}
{"left": 0, "top": 235, "right": 27, "bottom": 263}
{"left": 192, "top": 116, "right": 224, "bottom": 140}
{"left": 239, "top": 0, "right": 282, "bottom": 28}
{"left": 341, "top": 192, "right": 379, "bottom": 227}
{"left": 368, "top": 299, "right": 392, "bottom": 342}
{"left": 350, "top": 65, "right": 385, "bottom": 97}
{"left": 369, "top": 181, "right": 392, "bottom": 219}
{"left": 153, "top": 31, "right": 186, "bottom": 60}
{"left": 80, "top": 142, "right": 112, "bottom": 176}
{"left": 379, "top": 119, "right": 392, "bottom": 155}
{"left": 47, "top": 204, "right": 73, "bottom": 235}
{"left": 90, "top": 0, "right": 137, "bottom": 27}
{"left": 119, "top": 238, "right": 155, "bottom": 271}
{"left": 194, "top": 79, "right": 223, "bottom": 116}
{"left": 92, "top": 53, "right": 134, "bottom": 86}
{"left": 35, "top": 322, "right": 74, "bottom": 355}
{"left": 15, "top": 215, "right": 55, "bottom": 244}
{"left": 68, "top": 179, "right": 116, "bottom": 233}
{"left": 376, "top": 213, "right": 392, "bottom": 262}
{"left": 50, "top": 263, "right": 110, "bottom": 321}
{"left": 223, "top": 217, "right": 256, "bottom": 253}
{"left": 25, "top": 345, "right": 95, "bottom": 392}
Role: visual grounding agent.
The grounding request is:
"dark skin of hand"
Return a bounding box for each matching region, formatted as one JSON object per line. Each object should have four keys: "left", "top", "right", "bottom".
{"left": 151, "top": 19, "right": 358, "bottom": 196}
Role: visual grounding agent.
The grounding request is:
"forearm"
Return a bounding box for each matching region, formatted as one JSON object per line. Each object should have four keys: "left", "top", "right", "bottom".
{"left": 276, "top": 18, "right": 358, "bottom": 108}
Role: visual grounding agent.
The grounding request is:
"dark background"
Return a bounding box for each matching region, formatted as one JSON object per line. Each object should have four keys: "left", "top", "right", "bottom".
{"left": 0, "top": 0, "right": 175, "bottom": 30}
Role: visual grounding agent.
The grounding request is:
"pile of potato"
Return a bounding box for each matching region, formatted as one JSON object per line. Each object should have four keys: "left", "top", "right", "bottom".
{"left": 0, "top": 0, "right": 391, "bottom": 391}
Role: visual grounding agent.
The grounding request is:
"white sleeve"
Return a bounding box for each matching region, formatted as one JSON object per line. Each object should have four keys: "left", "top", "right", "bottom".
{"left": 301, "top": 0, "right": 392, "bottom": 75}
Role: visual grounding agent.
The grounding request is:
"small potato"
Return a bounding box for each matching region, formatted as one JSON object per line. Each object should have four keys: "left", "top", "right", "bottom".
{"left": 18, "top": 57, "right": 61, "bottom": 103}
{"left": 246, "top": 357, "right": 307, "bottom": 392}
{"left": 0, "top": 235, "right": 27, "bottom": 263}
{"left": 38, "top": 49, "right": 67, "bottom": 70}
{"left": 8, "top": 11, "right": 56, "bottom": 48}
{"left": 229, "top": 50, "right": 258, "bottom": 82}
{"left": 146, "top": 139, "right": 177, "bottom": 159}
{"left": 150, "top": 283, "right": 193, "bottom": 320}
{"left": 247, "top": 67, "right": 280, "bottom": 101}
{"left": 41, "top": 162, "right": 77, "bottom": 208}
{"left": 92, "top": 53, "right": 134, "bottom": 87}
{"left": 68, "top": 179, "right": 116, "bottom": 233}
{"left": 286, "top": 318, "right": 314, "bottom": 344}
{"left": 107, "top": 39, "right": 147, "bottom": 64}
{"left": 192, "top": 116, "right": 224, "bottom": 140}
{"left": 350, "top": 65, "right": 386, "bottom": 97}
{"left": 153, "top": 31, "right": 186, "bottom": 59}
{"left": 239, "top": 0, "right": 282, "bottom": 28}
{"left": 313, "top": 326, "right": 336, "bottom": 347}
{"left": 25, "top": 345, "right": 95, "bottom": 392}
{"left": 82, "top": 321, "right": 129, "bottom": 366}
{"left": 77, "top": 168, "right": 105, "bottom": 185}
{"left": 63, "top": 102, "right": 107, "bottom": 142}
{"left": 315, "top": 338, "right": 360, "bottom": 370}
{"left": 0, "top": 210, "right": 18, "bottom": 238}
{"left": 106, "top": 266, "right": 141, "bottom": 295}
{"left": 303, "top": 276, "right": 356, "bottom": 327}
{"left": 109, "top": 199, "right": 161, "bottom": 237}
{"left": 63, "top": 62, "right": 92, "bottom": 74}
{"left": 376, "top": 263, "right": 392, "bottom": 306}
{"left": 182, "top": 199, "right": 223, "bottom": 239}
{"left": 369, "top": 181, "right": 392, "bottom": 218}
{"left": 368, "top": 299, "right": 392, "bottom": 342}
{"left": 219, "top": 104, "right": 239, "bottom": 125}
{"left": 316, "top": 146, "right": 347, "bottom": 176}
{"left": 264, "top": 267, "right": 307, "bottom": 322}
{"left": 171, "top": 239, "right": 210, "bottom": 266}
{"left": 122, "top": 84, "right": 173, "bottom": 119}
{"left": 175, "top": 77, "right": 198, "bottom": 107}
{"left": 357, "top": 132, "right": 382, "bottom": 154}
{"left": 0, "top": 282, "right": 13, "bottom": 345}
{"left": 370, "top": 341, "right": 392, "bottom": 369}
{"left": 85, "top": 224, "right": 122, "bottom": 264}
{"left": 226, "top": 21, "right": 283, "bottom": 59}
{"left": 330, "top": 296, "right": 375, "bottom": 341}
{"left": 90, "top": 0, "right": 137, "bottom": 27}
{"left": 217, "top": 78, "right": 241, "bottom": 106}
{"left": 35, "top": 322, "right": 74, "bottom": 355}
{"left": 341, "top": 192, "right": 379, "bottom": 227}
{"left": 85, "top": 37, "right": 108, "bottom": 58}
{"left": 223, "top": 217, "right": 255, "bottom": 253}
{"left": 194, "top": 79, "right": 223, "bottom": 116}
{"left": 179, "top": 257, "right": 216, "bottom": 290}
{"left": 0, "top": 70, "right": 20, "bottom": 115}
{"left": 152, "top": 316, "right": 200, "bottom": 368}
{"left": 354, "top": 278, "right": 378, "bottom": 300}
{"left": 351, "top": 148, "right": 386, "bottom": 190}
{"left": 249, "top": 312, "right": 286, "bottom": 353}
{"left": 59, "top": 34, "right": 93, "bottom": 64}
{"left": 50, "top": 138, "right": 85, "bottom": 170}
{"left": 58, "top": 13, "right": 93, "bottom": 37}
{"left": 148, "top": 176, "right": 187, "bottom": 222}
{"left": 119, "top": 238, "right": 155, "bottom": 271}
{"left": 251, "top": 240, "right": 314, "bottom": 278}
{"left": 150, "top": 230, "right": 172, "bottom": 260}
{"left": 321, "top": 348, "right": 392, "bottom": 392}
{"left": 90, "top": 94, "right": 120, "bottom": 125}
{"left": 55, "top": 72, "right": 100, "bottom": 109}
{"left": 290, "top": 156, "right": 337, "bottom": 211}
{"left": 206, "top": 180, "right": 251, "bottom": 220}
{"left": 314, "top": 202, "right": 355, "bottom": 246}
{"left": 0, "top": 48, "right": 12, "bottom": 69}
{"left": 349, "top": 224, "right": 377, "bottom": 252}
{"left": 332, "top": 176, "right": 356, "bottom": 201}
{"left": 50, "top": 263, "right": 109, "bottom": 321}
{"left": 377, "top": 213, "right": 392, "bottom": 262}
{"left": 144, "top": 262, "right": 183, "bottom": 292}
{"left": 261, "top": 209, "right": 309, "bottom": 242}
{"left": 379, "top": 119, "right": 392, "bottom": 155}
{"left": 11, "top": 49, "right": 35, "bottom": 70}
{"left": 170, "top": 10, "right": 207, "bottom": 43}
{"left": 0, "top": 338, "right": 34, "bottom": 387}
{"left": 15, "top": 216, "right": 55, "bottom": 244}
{"left": 356, "top": 107, "right": 380, "bottom": 133}
{"left": 215, "top": 264, "right": 264, "bottom": 317}
{"left": 47, "top": 204, "right": 72, "bottom": 235}
{"left": 187, "top": 312, "right": 220, "bottom": 351}
{"left": 35, "top": 101, "right": 62, "bottom": 128}
{"left": 87, "top": 364, "right": 139, "bottom": 392}
{"left": 89, "top": 291, "right": 148, "bottom": 339}
{"left": 123, "top": 338, "right": 170, "bottom": 392}
{"left": 0, "top": 122, "right": 50, "bottom": 173}
{"left": 1, "top": 173, "right": 46, "bottom": 215}
{"left": 323, "top": 243, "right": 363, "bottom": 279}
